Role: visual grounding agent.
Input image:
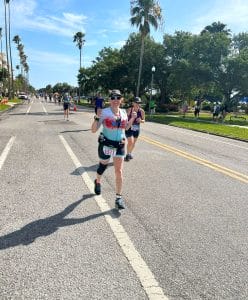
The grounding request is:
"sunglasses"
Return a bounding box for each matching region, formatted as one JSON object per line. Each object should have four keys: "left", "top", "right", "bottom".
{"left": 110, "top": 96, "right": 122, "bottom": 100}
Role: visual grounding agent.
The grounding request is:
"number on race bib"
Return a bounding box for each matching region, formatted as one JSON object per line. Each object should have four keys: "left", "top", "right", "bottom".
{"left": 131, "top": 124, "right": 139, "bottom": 131}
{"left": 103, "top": 146, "right": 117, "bottom": 156}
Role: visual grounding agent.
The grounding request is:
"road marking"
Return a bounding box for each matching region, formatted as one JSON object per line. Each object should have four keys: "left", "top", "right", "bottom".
{"left": 0, "top": 136, "right": 16, "bottom": 170}
{"left": 140, "top": 135, "right": 248, "bottom": 184}
{"left": 26, "top": 105, "right": 31, "bottom": 115}
{"left": 41, "top": 103, "right": 48, "bottom": 115}
{"left": 59, "top": 134, "right": 168, "bottom": 300}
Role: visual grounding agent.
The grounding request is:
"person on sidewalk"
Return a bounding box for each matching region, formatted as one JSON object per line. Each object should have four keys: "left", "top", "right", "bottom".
{"left": 125, "top": 97, "right": 145, "bottom": 161}
{"left": 213, "top": 103, "right": 220, "bottom": 122}
{"left": 91, "top": 90, "right": 137, "bottom": 209}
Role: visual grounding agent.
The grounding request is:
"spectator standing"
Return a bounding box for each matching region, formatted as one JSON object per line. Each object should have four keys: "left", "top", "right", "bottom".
{"left": 194, "top": 100, "right": 201, "bottom": 118}
{"left": 182, "top": 101, "right": 188, "bottom": 118}
{"left": 213, "top": 103, "right": 220, "bottom": 121}
{"left": 149, "top": 99, "right": 156, "bottom": 115}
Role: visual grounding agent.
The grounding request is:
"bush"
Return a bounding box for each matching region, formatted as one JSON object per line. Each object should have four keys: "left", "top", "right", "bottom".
{"left": 201, "top": 103, "right": 212, "bottom": 111}
{"left": 240, "top": 103, "right": 248, "bottom": 114}
{"left": 157, "top": 103, "right": 179, "bottom": 113}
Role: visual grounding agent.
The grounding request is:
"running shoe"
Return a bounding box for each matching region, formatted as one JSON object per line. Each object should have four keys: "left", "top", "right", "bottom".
{"left": 129, "top": 154, "right": 133, "bottom": 159}
{"left": 94, "top": 179, "right": 101, "bottom": 195}
{"left": 115, "top": 197, "right": 126, "bottom": 210}
{"left": 124, "top": 154, "right": 131, "bottom": 161}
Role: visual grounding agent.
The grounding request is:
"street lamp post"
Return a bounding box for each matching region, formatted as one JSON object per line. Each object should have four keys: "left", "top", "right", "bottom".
{"left": 149, "top": 66, "right": 156, "bottom": 114}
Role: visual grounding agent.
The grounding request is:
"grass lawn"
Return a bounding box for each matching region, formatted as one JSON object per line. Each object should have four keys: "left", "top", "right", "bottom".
{"left": 9, "top": 98, "right": 22, "bottom": 104}
{"left": 0, "top": 103, "right": 9, "bottom": 111}
{"left": 0, "top": 98, "right": 22, "bottom": 111}
{"left": 146, "top": 113, "right": 248, "bottom": 142}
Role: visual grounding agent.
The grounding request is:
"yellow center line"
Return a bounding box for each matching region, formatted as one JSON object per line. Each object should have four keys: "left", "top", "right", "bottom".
{"left": 140, "top": 135, "right": 248, "bottom": 184}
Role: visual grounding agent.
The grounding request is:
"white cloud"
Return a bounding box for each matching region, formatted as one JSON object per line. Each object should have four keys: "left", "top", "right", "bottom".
{"left": 193, "top": 0, "right": 248, "bottom": 33}
{"left": 29, "top": 49, "right": 78, "bottom": 66}
{"left": 110, "top": 40, "right": 127, "bottom": 48}
{"left": 7, "top": 0, "right": 87, "bottom": 37}
{"left": 12, "top": 0, "right": 37, "bottom": 17}
{"left": 112, "top": 16, "right": 130, "bottom": 31}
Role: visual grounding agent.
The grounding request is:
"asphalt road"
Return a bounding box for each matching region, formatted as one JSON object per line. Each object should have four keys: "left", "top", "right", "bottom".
{"left": 0, "top": 98, "right": 248, "bottom": 300}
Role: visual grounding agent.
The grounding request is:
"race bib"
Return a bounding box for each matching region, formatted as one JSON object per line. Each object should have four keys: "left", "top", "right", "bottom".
{"left": 103, "top": 146, "right": 117, "bottom": 157}
{"left": 131, "top": 124, "right": 139, "bottom": 131}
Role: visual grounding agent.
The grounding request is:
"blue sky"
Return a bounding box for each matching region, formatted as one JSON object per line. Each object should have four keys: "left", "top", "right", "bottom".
{"left": 1, "top": 0, "right": 248, "bottom": 89}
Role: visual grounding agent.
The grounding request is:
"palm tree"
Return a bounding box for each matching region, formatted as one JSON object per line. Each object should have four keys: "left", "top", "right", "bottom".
{"left": 0, "top": 27, "right": 4, "bottom": 95}
{"left": 73, "top": 31, "right": 85, "bottom": 102}
{"left": 130, "top": 0, "right": 163, "bottom": 96}
{"left": 4, "top": 0, "right": 10, "bottom": 97}
{"left": 13, "top": 35, "right": 21, "bottom": 46}
{"left": 6, "top": 0, "right": 14, "bottom": 98}
{"left": 13, "top": 36, "right": 28, "bottom": 93}
{"left": 73, "top": 31, "right": 85, "bottom": 69}
{"left": 0, "top": 28, "right": 3, "bottom": 86}
{"left": 13, "top": 35, "right": 22, "bottom": 75}
{"left": 0, "top": 28, "right": 3, "bottom": 68}
{"left": 18, "top": 43, "right": 25, "bottom": 77}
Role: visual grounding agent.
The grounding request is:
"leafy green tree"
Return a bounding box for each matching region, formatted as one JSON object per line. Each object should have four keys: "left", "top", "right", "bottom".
{"left": 130, "top": 0, "right": 163, "bottom": 97}
{"left": 85, "top": 47, "right": 125, "bottom": 94}
{"left": 201, "top": 21, "right": 231, "bottom": 35}
{"left": 163, "top": 31, "right": 197, "bottom": 101}
{"left": 53, "top": 82, "right": 73, "bottom": 94}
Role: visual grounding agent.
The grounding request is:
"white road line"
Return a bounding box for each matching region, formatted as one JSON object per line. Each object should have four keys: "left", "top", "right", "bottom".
{"left": 41, "top": 103, "right": 48, "bottom": 115}
{"left": 0, "top": 136, "right": 16, "bottom": 170}
{"left": 59, "top": 134, "right": 168, "bottom": 300}
{"left": 26, "top": 105, "right": 31, "bottom": 115}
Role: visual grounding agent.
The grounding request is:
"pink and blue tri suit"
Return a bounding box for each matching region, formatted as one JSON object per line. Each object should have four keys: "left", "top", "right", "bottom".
{"left": 97, "top": 107, "right": 128, "bottom": 159}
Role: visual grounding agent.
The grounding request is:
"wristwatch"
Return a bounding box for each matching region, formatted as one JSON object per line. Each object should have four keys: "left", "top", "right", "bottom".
{"left": 94, "top": 115, "right": 100, "bottom": 121}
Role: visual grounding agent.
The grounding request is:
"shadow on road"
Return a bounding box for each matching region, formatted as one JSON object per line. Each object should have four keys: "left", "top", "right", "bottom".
{"left": 10, "top": 112, "right": 65, "bottom": 116}
{"left": 60, "top": 129, "right": 91, "bottom": 133}
{"left": 71, "top": 163, "right": 114, "bottom": 175}
{"left": 0, "top": 193, "right": 119, "bottom": 250}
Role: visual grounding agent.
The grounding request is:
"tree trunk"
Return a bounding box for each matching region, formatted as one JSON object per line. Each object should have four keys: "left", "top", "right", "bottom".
{"left": 136, "top": 36, "right": 145, "bottom": 97}
{"left": 78, "top": 48, "right": 82, "bottom": 103}
{"left": 79, "top": 48, "right": 82, "bottom": 69}
{"left": 8, "top": 3, "right": 14, "bottom": 98}
{"left": 4, "top": 0, "right": 10, "bottom": 98}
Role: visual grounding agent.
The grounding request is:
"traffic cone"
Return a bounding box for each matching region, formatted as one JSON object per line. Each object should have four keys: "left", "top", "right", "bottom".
{"left": 73, "top": 104, "right": 77, "bottom": 111}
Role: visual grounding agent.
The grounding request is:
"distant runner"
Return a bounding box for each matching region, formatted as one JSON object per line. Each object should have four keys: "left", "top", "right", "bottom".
{"left": 63, "top": 92, "right": 71, "bottom": 121}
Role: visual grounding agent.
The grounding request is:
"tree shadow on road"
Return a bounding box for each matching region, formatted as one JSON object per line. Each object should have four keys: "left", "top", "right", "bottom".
{"left": 0, "top": 193, "right": 120, "bottom": 250}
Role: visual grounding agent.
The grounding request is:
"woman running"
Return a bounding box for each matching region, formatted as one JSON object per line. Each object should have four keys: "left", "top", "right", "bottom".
{"left": 91, "top": 90, "right": 137, "bottom": 209}
{"left": 125, "top": 97, "right": 145, "bottom": 161}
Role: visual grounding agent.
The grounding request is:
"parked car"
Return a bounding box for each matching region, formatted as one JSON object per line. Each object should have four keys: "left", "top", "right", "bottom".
{"left": 18, "top": 93, "right": 28, "bottom": 100}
